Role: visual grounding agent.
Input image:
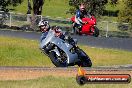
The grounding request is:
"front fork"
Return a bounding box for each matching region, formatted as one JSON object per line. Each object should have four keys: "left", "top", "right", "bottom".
{"left": 73, "top": 23, "right": 82, "bottom": 32}
{"left": 43, "top": 43, "right": 55, "bottom": 54}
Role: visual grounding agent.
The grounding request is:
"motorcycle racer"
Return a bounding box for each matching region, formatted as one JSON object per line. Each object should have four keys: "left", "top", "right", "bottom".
{"left": 72, "top": 3, "right": 90, "bottom": 34}
{"left": 72, "top": 3, "right": 88, "bottom": 34}
{"left": 38, "top": 20, "right": 50, "bottom": 42}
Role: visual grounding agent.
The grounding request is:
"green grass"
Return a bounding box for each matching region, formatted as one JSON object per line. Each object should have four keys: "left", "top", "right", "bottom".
{"left": 43, "top": 0, "right": 71, "bottom": 18}
{"left": 0, "top": 36, "right": 53, "bottom": 67}
{"left": 105, "top": 1, "right": 118, "bottom": 11}
{"left": 0, "top": 76, "right": 131, "bottom": 88}
{"left": 0, "top": 36, "right": 132, "bottom": 67}
{"left": 10, "top": 0, "right": 124, "bottom": 19}
{"left": 105, "top": 0, "right": 125, "bottom": 11}
{"left": 80, "top": 46, "right": 132, "bottom": 66}
{"left": 11, "top": 0, "right": 72, "bottom": 18}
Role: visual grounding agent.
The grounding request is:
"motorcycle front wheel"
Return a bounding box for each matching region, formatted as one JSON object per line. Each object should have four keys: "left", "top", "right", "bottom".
{"left": 49, "top": 51, "right": 67, "bottom": 67}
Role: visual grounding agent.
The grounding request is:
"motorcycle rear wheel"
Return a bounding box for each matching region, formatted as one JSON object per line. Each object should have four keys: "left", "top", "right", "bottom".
{"left": 49, "top": 51, "right": 67, "bottom": 67}
{"left": 93, "top": 26, "right": 99, "bottom": 37}
{"left": 77, "top": 49, "right": 92, "bottom": 67}
{"left": 80, "top": 57, "right": 92, "bottom": 67}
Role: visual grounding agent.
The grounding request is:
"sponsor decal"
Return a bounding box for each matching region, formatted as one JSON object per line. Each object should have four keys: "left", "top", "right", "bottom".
{"left": 76, "top": 67, "right": 131, "bottom": 85}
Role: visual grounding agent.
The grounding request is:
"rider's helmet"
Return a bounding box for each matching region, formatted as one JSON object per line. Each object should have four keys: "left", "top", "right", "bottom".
{"left": 38, "top": 20, "right": 50, "bottom": 31}
{"left": 53, "top": 26, "right": 62, "bottom": 33}
{"left": 38, "top": 20, "right": 49, "bottom": 27}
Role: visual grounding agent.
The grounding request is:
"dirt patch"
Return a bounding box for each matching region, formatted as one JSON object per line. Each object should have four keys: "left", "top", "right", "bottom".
{"left": 0, "top": 68, "right": 132, "bottom": 81}
{"left": 0, "top": 69, "right": 77, "bottom": 80}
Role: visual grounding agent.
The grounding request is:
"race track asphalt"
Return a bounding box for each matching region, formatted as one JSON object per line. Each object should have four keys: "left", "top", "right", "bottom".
{"left": 0, "top": 29, "right": 132, "bottom": 51}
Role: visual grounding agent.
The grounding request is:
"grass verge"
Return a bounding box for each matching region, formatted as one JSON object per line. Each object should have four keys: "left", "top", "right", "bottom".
{"left": 0, "top": 76, "right": 131, "bottom": 88}
{"left": 10, "top": 0, "right": 71, "bottom": 18}
{"left": 0, "top": 36, "right": 53, "bottom": 67}
{"left": 0, "top": 36, "right": 132, "bottom": 67}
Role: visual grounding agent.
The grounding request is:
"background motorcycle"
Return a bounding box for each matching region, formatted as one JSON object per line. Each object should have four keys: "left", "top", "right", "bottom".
{"left": 40, "top": 30, "right": 92, "bottom": 67}
{"left": 70, "top": 14, "right": 99, "bottom": 37}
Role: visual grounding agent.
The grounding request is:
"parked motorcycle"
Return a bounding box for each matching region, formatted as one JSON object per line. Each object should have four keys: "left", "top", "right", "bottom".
{"left": 40, "top": 29, "right": 92, "bottom": 67}
{"left": 70, "top": 14, "right": 99, "bottom": 37}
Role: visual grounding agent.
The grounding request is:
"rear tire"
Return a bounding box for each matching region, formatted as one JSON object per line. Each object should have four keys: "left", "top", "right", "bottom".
{"left": 49, "top": 51, "right": 67, "bottom": 67}
{"left": 93, "top": 26, "right": 99, "bottom": 37}
{"left": 80, "top": 57, "right": 92, "bottom": 67}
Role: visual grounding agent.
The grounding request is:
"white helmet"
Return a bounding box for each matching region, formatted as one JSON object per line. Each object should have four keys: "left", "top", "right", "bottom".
{"left": 38, "top": 20, "right": 49, "bottom": 27}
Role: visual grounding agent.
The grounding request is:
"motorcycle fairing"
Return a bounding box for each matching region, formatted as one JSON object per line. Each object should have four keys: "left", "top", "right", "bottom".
{"left": 41, "top": 30, "right": 80, "bottom": 64}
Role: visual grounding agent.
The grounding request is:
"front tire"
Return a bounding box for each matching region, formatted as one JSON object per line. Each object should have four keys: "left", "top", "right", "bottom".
{"left": 49, "top": 51, "right": 67, "bottom": 67}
